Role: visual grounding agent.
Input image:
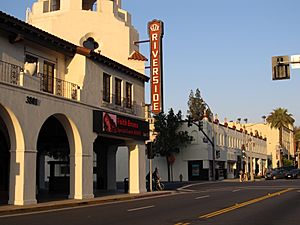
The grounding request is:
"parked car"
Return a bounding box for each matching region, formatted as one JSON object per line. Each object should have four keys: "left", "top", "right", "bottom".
{"left": 265, "top": 169, "right": 286, "bottom": 180}
{"left": 285, "top": 169, "right": 300, "bottom": 179}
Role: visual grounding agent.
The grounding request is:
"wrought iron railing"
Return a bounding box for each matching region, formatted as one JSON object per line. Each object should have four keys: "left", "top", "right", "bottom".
{"left": 0, "top": 60, "right": 80, "bottom": 101}
{"left": 101, "top": 91, "right": 143, "bottom": 115}
{"left": 38, "top": 73, "right": 80, "bottom": 100}
{"left": 0, "top": 60, "right": 22, "bottom": 85}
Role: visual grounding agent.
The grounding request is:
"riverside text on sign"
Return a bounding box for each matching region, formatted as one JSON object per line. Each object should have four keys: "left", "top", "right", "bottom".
{"left": 148, "top": 20, "right": 164, "bottom": 114}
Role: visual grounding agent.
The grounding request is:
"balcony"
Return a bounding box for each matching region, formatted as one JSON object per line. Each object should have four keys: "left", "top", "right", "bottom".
{"left": 0, "top": 60, "right": 80, "bottom": 101}
{"left": 0, "top": 60, "right": 21, "bottom": 85}
{"left": 38, "top": 73, "right": 80, "bottom": 100}
{"left": 101, "top": 91, "right": 143, "bottom": 116}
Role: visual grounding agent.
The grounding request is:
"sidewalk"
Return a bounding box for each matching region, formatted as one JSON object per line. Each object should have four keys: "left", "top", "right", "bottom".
{"left": 0, "top": 191, "right": 173, "bottom": 216}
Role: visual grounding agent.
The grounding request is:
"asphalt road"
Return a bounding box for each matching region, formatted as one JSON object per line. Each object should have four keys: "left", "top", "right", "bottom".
{"left": 1, "top": 179, "right": 299, "bottom": 225}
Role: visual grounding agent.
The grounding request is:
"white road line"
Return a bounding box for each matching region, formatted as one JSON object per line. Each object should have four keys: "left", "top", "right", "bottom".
{"left": 232, "top": 189, "right": 241, "bottom": 192}
{"left": 195, "top": 195, "right": 210, "bottom": 200}
{"left": 127, "top": 205, "right": 155, "bottom": 212}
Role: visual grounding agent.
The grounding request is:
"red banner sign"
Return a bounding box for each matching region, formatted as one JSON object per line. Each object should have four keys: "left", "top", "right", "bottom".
{"left": 148, "top": 20, "right": 164, "bottom": 114}
{"left": 93, "top": 111, "right": 149, "bottom": 140}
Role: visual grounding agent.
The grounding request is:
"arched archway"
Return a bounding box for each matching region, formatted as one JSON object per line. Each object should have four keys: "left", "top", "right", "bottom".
{"left": 0, "top": 104, "right": 26, "bottom": 205}
{"left": 0, "top": 116, "right": 10, "bottom": 204}
{"left": 93, "top": 136, "right": 126, "bottom": 195}
{"left": 36, "top": 113, "right": 84, "bottom": 202}
{"left": 36, "top": 115, "right": 71, "bottom": 201}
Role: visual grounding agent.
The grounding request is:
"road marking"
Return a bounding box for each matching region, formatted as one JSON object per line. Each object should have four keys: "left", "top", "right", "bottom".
{"left": 174, "top": 223, "right": 190, "bottom": 225}
{"left": 232, "top": 189, "right": 241, "bottom": 192}
{"left": 195, "top": 195, "right": 210, "bottom": 200}
{"left": 127, "top": 205, "right": 155, "bottom": 212}
{"left": 199, "top": 188, "right": 293, "bottom": 219}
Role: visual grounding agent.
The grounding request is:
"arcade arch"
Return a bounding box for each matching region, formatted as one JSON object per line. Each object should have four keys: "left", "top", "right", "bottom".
{"left": 36, "top": 114, "right": 83, "bottom": 202}
{"left": 0, "top": 104, "right": 25, "bottom": 205}
{"left": 0, "top": 116, "right": 10, "bottom": 204}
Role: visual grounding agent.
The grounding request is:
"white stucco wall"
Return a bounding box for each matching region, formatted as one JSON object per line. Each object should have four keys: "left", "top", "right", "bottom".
{"left": 28, "top": 0, "right": 144, "bottom": 72}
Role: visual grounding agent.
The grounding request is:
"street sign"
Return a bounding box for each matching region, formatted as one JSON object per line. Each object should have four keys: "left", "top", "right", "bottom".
{"left": 272, "top": 55, "right": 290, "bottom": 80}
{"left": 290, "top": 54, "right": 300, "bottom": 69}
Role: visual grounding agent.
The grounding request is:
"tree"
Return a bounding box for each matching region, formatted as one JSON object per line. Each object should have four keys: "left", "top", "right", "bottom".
{"left": 266, "top": 107, "right": 295, "bottom": 167}
{"left": 153, "top": 108, "right": 192, "bottom": 181}
{"left": 187, "top": 88, "right": 212, "bottom": 121}
{"left": 294, "top": 126, "right": 300, "bottom": 168}
{"left": 294, "top": 126, "right": 300, "bottom": 149}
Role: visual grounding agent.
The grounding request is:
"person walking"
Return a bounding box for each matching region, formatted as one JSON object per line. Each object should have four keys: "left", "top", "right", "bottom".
{"left": 239, "top": 170, "right": 244, "bottom": 182}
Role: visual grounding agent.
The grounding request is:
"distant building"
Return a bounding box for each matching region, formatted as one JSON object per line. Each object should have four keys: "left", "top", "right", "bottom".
{"left": 235, "top": 122, "right": 295, "bottom": 169}
{"left": 145, "top": 116, "right": 268, "bottom": 182}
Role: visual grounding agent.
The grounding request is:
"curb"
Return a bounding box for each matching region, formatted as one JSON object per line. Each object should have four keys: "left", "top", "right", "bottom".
{"left": 0, "top": 191, "right": 173, "bottom": 216}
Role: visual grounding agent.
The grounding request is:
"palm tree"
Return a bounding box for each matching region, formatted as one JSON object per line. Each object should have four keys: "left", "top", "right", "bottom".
{"left": 266, "top": 108, "right": 295, "bottom": 167}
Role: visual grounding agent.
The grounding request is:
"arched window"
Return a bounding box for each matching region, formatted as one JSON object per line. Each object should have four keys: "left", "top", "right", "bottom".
{"left": 82, "top": 0, "right": 97, "bottom": 11}
{"left": 43, "top": 0, "right": 60, "bottom": 13}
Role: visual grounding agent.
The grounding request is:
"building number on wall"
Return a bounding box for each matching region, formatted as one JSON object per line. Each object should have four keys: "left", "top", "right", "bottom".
{"left": 25, "top": 96, "right": 40, "bottom": 106}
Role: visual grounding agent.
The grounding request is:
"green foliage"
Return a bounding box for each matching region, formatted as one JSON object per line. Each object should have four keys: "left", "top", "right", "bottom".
{"left": 295, "top": 127, "right": 300, "bottom": 151}
{"left": 266, "top": 107, "right": 294, "bottom": 147}
{"left": 153, "top": 108, "right": 192, "bottom": 157}
{"left": 282, "top": 157, "right": 294, "bottom": 166}
{"left": 266, "top": 108, "right": 294, "bottom": 129}
{"left": 187, "top": 88, "right": 212, "bottom": 121}
{"left": 294, "top": 126, "right": 300, "bottom": 141}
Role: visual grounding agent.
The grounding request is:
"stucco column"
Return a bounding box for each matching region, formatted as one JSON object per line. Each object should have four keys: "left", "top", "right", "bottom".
{"left": 127, "top": 142, "right": 146, "bottom": 194}
{"left": 107, "top": 146, "right": 118, "bottom": 191}
{"left": 38, "top": 152, "right": 46, "bottom": 190}
{"left": 258, "top": 159, "right": 262, "bottom": 175}
{"left": 9, "top": 149, "right": 37, "bottom": 205}
{"left": 69, "top": 152, "right": 94, "bottom": 200}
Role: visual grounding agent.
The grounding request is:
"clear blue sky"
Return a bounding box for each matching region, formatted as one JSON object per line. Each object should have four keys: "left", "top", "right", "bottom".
{"left": 2, "top": 0, "right": 300, "bottom": 125}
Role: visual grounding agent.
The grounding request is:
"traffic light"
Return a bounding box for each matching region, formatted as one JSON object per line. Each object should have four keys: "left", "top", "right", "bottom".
{"left": 199, "top": 120, "right": 203, "bottom": 131}
{"left": 241, "top": 144, "right": 246, "bottom": 159}
{"left": 146, "top": 142, "right": 154, "bottom": 159}
{"left": 272, "top": 55, "right": 290, "bottom": 80}
{"left": 216, "top": 150, "right": 220, "bottom": 159}
{"left": 187, "top": 115, "right": 192, "bottom": 127}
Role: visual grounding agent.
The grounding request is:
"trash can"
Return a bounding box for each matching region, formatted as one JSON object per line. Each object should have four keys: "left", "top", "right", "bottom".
{"left": 124, "top": 178, "right": 129, "bottom": 193}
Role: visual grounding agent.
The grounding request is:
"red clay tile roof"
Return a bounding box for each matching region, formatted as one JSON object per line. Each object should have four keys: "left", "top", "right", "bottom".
{"left": 128, "top": 51, "right": 148, "bottom": 61}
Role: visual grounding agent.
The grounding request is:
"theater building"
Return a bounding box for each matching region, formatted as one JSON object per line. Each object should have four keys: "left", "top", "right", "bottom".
{"left": 0, "top": 0, "right": 149, "bottom": 205}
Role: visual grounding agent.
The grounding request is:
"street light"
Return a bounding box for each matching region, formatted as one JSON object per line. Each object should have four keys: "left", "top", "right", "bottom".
{"left": 202, "top": 102, "right": 216, "bottom": 181}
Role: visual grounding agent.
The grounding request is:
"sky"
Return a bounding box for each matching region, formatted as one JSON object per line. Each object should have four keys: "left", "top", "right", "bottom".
{"left": 2, "top": 0, "right": 300, "bottom": 125}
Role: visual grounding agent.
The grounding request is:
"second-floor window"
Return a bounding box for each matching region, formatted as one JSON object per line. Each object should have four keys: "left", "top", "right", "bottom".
{"left": 115, "top": 78, "right": 122, "bottom": 106}
{"left": 42, "top": 61, "right": 54, "bottom": 93}
{"left": 103, "top": 73, "right": 111, "bottom": 103}
{"left": 125, "top": 82, "right": 132, "bottom": 108}
{"left": 24, "top": 54, "right": 38, "bottom": 76}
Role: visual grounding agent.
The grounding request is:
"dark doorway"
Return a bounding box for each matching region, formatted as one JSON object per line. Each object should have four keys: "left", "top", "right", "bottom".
{"left": 188, "top": 161, "right": 209, "bottom": 181}
{"left": 0, "top": 117, "right": 10, "bottom": 204}
{"left": 93, "top": 136, "right": 125, "bottom": 196}
{"left": 36, "top": 116, "right": 70, "bottom": 202}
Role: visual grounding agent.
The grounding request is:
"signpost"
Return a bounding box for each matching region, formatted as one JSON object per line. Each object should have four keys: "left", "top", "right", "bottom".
{"left": 290, "top": 54, "right": 300, "bottom": 69}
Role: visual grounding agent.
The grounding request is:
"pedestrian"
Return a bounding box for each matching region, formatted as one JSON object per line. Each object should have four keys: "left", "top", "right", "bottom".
{"left": 179, "top": 174, "right": 183, "bottom": 182}
{"left": 239, "top": 170, "right": 243, "bottom": 182}
{"left": 152, "top": 167, "right": 160, "bottom": 184}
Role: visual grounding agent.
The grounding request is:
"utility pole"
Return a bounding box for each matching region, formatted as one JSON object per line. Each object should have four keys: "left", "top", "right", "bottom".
{"left": 187, "top": 116, "right": 216, "bottom": 181}
{"left": 250, "top": 140, "right": 254, "bottom": 181}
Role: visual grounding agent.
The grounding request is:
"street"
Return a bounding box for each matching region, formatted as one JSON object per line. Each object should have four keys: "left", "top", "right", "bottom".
{"left": 0, "top": 179, "right": 299, "bottom": 225}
